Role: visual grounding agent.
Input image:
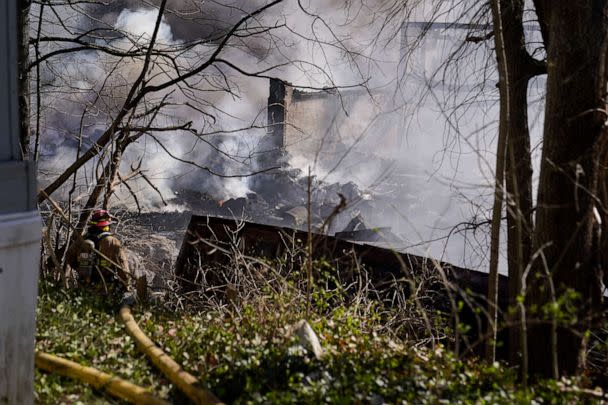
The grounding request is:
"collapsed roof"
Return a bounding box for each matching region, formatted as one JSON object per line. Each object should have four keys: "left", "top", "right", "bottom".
{"left": 175, "top": 215, "right": 507, "bottom": 306}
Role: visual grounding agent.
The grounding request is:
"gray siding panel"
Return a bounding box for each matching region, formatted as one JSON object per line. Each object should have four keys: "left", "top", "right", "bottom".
{"left": 0, "top": 0, "right": 19, "bottom": 161}
{"left": 0, "top": 2, "right": 40, "bottom": 404}
{"left": 0, "top": 161, "right": 36, "bottom": 214}
{"left": 0, "top": 0, "right": 36, "bottom": 214}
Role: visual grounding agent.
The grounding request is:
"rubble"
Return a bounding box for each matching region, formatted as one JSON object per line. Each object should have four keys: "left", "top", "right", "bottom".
{"left": 334, "top": 214, "right": 402, "bottom": 243}
{"left": 162, "top": 168, "right": 382, "bottom": 236}
{"left": 119, "top": 219, "right": 183, "bottom": 291}
{"left": 342, "top": 215, "right": 369, "bottom": 232}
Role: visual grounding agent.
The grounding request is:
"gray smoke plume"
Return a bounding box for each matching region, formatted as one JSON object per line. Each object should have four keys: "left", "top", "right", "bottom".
{"left": 36, "top": 0, "right": 545, "bottom": 271}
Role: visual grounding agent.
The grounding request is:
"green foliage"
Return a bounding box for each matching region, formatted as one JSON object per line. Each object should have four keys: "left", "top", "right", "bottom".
{"left": 35, "top": 279, "right": 596, "bottom": 404}
{"left": 35, "top": 283, "right": 173, "bottom": 404}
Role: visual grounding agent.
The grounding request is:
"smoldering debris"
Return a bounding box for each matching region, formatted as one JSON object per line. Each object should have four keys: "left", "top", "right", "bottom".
{"left": 159, "top": 166, "right": 402, "bottom": 242}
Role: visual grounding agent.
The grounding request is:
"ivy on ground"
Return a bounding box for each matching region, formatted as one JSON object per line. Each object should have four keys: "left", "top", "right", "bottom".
{"left": 35, "top": 280, "right": 594, "bottom": 404}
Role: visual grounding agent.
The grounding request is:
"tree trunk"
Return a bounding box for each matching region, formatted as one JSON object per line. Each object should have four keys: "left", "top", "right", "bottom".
{"left": 529, "top": 1, "right": 608, "bottom": 377}
{"left": 488, "top": 0, "right": 536, "bottom": 367}
{"left": 498, "top": 0, "right": 535, "bottom": 368}
{"left": 75, "top": 139, "right": 126, "bottom": 234}
{"left": 17, "top": 0, "right": 31, "bottom": 159}
{"left": 486, "top": 0, "right": 510, "bottom": 364}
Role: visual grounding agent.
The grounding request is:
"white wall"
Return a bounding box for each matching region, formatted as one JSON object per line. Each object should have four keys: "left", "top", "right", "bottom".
{"left": 0, "top": 212, "right": 40, "bottom": 405}
{"left": 0, "top": 1, "right": 41, "bottom": 404}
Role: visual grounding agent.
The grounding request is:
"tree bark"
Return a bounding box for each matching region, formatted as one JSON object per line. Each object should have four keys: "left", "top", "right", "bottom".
{"left": 486, "top": 0, "right": 509, "bottom": 364}
{"left": 17, "top": 0, "right": 31, "bottom": 159}
{"left": 75, "top": 138, "right": 127, "bottom": 234}
{"left": 529, "top": 0, "right": 608, "bottom": 377}
{"left": 497, "top": 0, "right": 536, "bottom": 369}
{"left": 488, "top": 0, "right": 536, "bottom": 367}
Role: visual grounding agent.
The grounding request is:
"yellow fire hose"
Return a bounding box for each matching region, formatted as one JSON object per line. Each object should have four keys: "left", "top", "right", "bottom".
{"left": 119, "top": 305, "right": 224, "bottom": 405}
{"left": 35, "top": 351, "right": 170, "bottom": 405}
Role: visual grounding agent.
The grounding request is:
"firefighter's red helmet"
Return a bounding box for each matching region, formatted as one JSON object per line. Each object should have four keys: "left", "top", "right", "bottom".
{"left": 89, "top": 209, "right": 113, "bottom": 227}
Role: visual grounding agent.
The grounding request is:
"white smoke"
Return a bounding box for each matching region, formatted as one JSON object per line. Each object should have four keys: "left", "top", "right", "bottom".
{"left": 36, "top": 0, "right": 545, "bottom": 272}
{"left": 115, "top": 8, "right": 174, "bottom": 43}
{"left": 38, "top": 3, "right": 272, "bottom": 206}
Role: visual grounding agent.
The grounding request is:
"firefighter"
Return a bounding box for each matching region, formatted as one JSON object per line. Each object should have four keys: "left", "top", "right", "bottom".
{"left": 66, "top": 209, "right": 133, "bottom": 302}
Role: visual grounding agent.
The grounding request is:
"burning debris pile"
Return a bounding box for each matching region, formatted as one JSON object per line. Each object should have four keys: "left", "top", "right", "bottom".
{"left": 110, "top": 164, "right": 413, "bottom": 297}
{"left": 164, "top": 167, "right": 401, "bottom": 242}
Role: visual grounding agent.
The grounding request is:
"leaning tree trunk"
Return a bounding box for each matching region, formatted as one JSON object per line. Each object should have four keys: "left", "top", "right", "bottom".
{"left": 528, "top": 1, "right": 608, "bottom": 377}
{"left": 75, "top": 138, "right": 128, "bottom": 234}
